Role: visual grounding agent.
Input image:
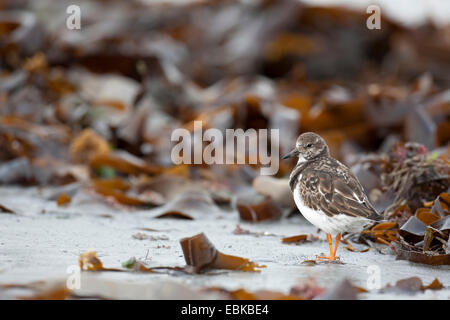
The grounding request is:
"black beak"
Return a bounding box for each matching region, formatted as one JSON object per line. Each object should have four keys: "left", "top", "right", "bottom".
{"left": 281, "top": 148, "right": 299, "bottom": 160}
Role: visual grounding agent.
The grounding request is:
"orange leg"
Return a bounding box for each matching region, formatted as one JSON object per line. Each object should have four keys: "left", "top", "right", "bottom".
{"left": 333, "top": 233, "right": 341, "bottom": 257}
{"left": 317, "top": 233, "right": 341, "bottom": 261}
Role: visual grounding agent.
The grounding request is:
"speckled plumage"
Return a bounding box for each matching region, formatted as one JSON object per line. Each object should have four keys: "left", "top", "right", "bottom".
{"left": 285, "top": 132, "right": 381, "bottom": 235}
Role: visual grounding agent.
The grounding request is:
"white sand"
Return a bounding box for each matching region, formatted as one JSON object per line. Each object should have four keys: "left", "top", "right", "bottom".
{"left": 0, "top": 186, "right": 449, "bottom": 299}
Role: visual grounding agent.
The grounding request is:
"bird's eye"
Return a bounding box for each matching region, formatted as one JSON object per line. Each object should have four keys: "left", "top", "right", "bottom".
{"left": 306, "top": 143, "right": 312, "bottom": 148}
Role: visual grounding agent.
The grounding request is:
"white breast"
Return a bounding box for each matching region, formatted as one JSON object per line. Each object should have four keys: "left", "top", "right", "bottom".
{"left": 293, "top": 188, "right": 371, "bottom": 235}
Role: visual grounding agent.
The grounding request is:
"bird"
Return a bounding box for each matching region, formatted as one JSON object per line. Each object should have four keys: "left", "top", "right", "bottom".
{"left": 282, "top": 132, "right": 381, "bottom": 261}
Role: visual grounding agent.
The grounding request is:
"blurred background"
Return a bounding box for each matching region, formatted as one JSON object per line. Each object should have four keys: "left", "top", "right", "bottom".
{"left": 0, "top": 0, "right": 449, "bottom": 201}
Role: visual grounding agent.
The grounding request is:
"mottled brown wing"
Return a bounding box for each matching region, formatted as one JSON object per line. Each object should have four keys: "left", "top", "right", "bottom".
{"left": 300, "top": 167, "right": 380, "bottom": 220}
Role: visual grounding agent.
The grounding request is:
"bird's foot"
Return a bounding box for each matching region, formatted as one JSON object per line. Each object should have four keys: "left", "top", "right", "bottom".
{"left": 316, "top": 233, "right": 342, "bottom": 263}
{"left": 316, "top": 255, "right": 339, "bottom": 262}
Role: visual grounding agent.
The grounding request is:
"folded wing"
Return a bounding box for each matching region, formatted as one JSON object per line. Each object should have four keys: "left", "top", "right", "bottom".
{"left": 300, "top": 166, "right": 380, "bottom": 220}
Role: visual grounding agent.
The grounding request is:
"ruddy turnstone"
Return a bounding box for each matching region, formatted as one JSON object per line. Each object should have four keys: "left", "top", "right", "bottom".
{"left": 282, "top": 132, "right": 381, "bottom": 261}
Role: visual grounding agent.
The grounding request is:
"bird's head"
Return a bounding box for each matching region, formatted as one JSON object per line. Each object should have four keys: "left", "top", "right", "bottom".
{"left": 282, "top": 132, "right": 329, "bottom": 162}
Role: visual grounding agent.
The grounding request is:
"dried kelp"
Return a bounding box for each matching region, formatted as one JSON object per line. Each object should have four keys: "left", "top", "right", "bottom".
{"left": 380, "top": 277, "right": 445, "bottom": 294}
{"left": 281, "top": 234, "right": 319, "bottom": 244}
{"left": 387, "top": 191, "right": 450, "bottom": 265}
{"left": 236, "top": 194, "right": 283, "bottom": 222}
{"left": 0, "top": 203, "right": 15, "bottom": 214}
{"left": 383, "top": 145, "right": 450, "bottom": 217}
{"left": 207, "top": 278, "right": 326, "bottom": 300}
{"left": 180, "top": 233, "right": 265, "bottom": 273}
{"left": 78, "top": 250, "right": 120, "bottom": 272}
